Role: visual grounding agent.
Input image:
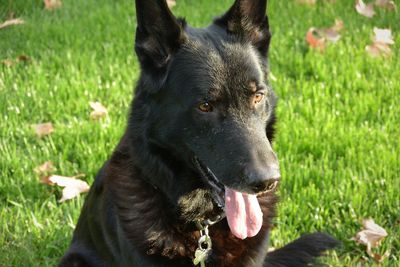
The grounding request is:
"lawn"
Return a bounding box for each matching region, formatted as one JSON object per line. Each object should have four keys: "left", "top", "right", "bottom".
{"left": 0, "top": 0, "right": 399, "bottom": 266}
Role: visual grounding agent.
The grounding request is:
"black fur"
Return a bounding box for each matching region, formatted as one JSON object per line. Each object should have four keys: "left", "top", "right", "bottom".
{"left": 265, "top": 233, "right": 339, "bottom": 267}
{"left": 60, "top": 0, "right": 338, "bottom": 266}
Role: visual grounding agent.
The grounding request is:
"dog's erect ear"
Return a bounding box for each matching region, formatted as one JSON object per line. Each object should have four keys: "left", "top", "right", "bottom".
{"left": 135, "top": 0, "right": 185, "bottom": 77}
{"left": 214, "top": 0, "right": 271, "bottom": 57}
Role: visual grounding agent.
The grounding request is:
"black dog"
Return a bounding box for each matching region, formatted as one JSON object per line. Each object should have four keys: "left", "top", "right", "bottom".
{"left": 60, "top": 0, "right": 338, "bottom": 266}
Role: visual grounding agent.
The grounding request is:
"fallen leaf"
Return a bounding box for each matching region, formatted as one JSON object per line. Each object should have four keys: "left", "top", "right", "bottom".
{"left": 354, "top": 218, "right": 388, "bottom": 248}
{"left": 366, "top": 43, "right": 391, "bottom": 57}
{"left": 0, "top": 18, "right": 25, "bottom": 29}
{"left": 34, "top": 161, "right": 56, "bottom": 176}
{"left": 44, "top": 0, "right": 62, "bottom": 10}
{"left": 318, "top": 19, "right": 344, "bottom": 43}
{"left": 306, "top": 20, "right": 344, "bottom": 50}
{"left": 42, "top": 174, "right": 89, "bottom": 202}
{"left": 373, "top": 28, "right": 394, "bottom": 45}
{"left": 366, "top": 28, "right": 394, "bottom": 57}
{"left": 306, "top": 28, "right": 326, "bottom": 51}
{"left": 167, "top": 0, "right": 176, "bottom": 8}
{"left": 33, "top": 122, "right": 54, "bottom": 137}
{"left": 1, "top": 59, "right": 14, "bottom": 67}
{"left": 90, "top": 101, "right": 108, "bottom": 120}
{"left": 355, "top": 0, "right": 375, "bottom": 18}
{"left": 1, "top": 55, "right": 31, "bottom": 67}
{"left": 323, "top": 30, "right": 340, "bottom": 43}
{"left": 353, "top": 218, "right": 389, "bottom": 262}
{"left": 296, "top": 0, "right": 317, "bottom": 5}
{"left": 17, "top": 55, "right": 31, "bottom": 62}
{"left": 375, "top": 0, "right": 397, "bottom": 11}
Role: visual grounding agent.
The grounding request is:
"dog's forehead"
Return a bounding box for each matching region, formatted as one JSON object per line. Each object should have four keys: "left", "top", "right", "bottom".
{"left": 171, "top": 33, "right": 265, "bottom": 98}
{"left": 210, "top": 43, "right": 264, "bottom": 100}
{"left": 210, "top": 42, "right": 264, "bottom": 85}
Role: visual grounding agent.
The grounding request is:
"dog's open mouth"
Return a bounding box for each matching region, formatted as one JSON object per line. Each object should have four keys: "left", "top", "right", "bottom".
{"left": 193, "top": 157, "right": 278, "bottom": 240}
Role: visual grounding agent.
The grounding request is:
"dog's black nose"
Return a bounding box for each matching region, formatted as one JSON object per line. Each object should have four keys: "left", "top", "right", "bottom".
{"left": 245, "top": 164, "right": 281, "bottom": 194}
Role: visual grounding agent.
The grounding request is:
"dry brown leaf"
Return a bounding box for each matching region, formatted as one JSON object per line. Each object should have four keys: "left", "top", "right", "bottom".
{"left": 44, "top": 0, "right": 62, "bottom": 10}
{"left": 306, "top": 20, "right": 344, "bottom": 51}
{"left": 17, "top": 55, "right": 31, "bottom": 62}
{"left": 366, "top": 43, "right": 391, "bottom": 57}
{"left": 1, "top": 55, "right": 31, "bottom": 67}
{"left": 1, "top": 59, "right": 14, "bottom": 67}
{"left": 366, "top": 28, "right": 394, "bottom": 57}
{"left": 373, "top": 28, "right": 394, "bottom": 45}
{"left": 90, "top": 101, "right": 108, "bottom": 120}
{"left": 33, "top": 122, "right": 54, "bottom": 137}
{"left": 375, "top": 0, "right": 397, "bottom": 11}
{"left": 353, "top": 219, "right": 390, "bottom": 262}
{"left": 353, "top": 218, "right": 388, "bottom": 253}
{"left": 0, "top": 18, "right": 25, "bottom": 29}
{"left": 167, "top": 0, "right": 176, "bottom": 8}
{"left": 296, "top": 0, "right": 317, "bottom": 5}
{"left": 43, "top": 174, "right": 89, "bottom": 202}
{"left": 318, "top": 19, "right": 344, "bottom": 43}
{"left": 306, "top": 28, "right": 326, "bottom": 51}
{"left": 323, "top": 30, "right": 340, "bottom": 43}
{"left": 34, "top": 161, "right": 56, "bottom": 176}
{"left": 355, "top": 0, "right": 375, "bottom": 17}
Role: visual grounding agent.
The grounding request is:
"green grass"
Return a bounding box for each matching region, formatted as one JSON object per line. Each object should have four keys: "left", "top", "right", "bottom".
{"left": 0, "top": 0, "right": 399, "bottom": 266}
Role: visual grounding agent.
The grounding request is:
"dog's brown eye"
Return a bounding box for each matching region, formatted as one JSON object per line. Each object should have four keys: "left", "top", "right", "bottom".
{"left": 198, "top": 102, "right": 213, "bottom": 112}
{"left": 254, "top": 93, "right": 264, "bottom": 104}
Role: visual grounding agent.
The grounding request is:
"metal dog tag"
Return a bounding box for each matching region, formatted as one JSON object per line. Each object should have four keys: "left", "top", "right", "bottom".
{"left": 193, "top": 226, "right": 212, "bottom": 266}
{"left": 193, "top": 248, "right": 211, "bottom": 266}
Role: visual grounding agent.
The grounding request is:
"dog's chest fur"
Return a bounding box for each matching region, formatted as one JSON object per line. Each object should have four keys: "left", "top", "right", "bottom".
{"left": 100, "top": 135, "right": 278, "bottom": 266}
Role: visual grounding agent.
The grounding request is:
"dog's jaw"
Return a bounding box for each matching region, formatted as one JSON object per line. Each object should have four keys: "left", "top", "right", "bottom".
{"left": 193, "top": 156, "right": 277, "bottom": 240}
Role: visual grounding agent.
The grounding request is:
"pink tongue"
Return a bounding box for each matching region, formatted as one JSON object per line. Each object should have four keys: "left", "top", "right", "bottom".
{"left": 225, "top": 187, "right": 263, "bottom": 239}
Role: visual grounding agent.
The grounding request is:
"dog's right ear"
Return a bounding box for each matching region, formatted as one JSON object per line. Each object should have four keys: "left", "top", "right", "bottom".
{"left": 135, "top": 0, "right": 185, "bottom": 87}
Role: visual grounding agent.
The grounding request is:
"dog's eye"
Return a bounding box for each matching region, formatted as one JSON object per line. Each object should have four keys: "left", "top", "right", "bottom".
{"left": 254, "top": 92, "right": 264, "bottom": 104}
{"left": 198, "top": 102, "right": 213, "bottom": 112}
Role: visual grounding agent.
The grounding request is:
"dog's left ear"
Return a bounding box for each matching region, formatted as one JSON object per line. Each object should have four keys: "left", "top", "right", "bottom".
{"left": 214, "top": 0, "right": 271, "bottom": 57}
{"left": 135, "top": 0, "right": 185, "bottom": 89}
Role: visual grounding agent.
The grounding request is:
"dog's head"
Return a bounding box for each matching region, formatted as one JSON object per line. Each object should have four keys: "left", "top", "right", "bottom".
{"left": 132, "top": 0, "right": 279, "bottom": 239}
